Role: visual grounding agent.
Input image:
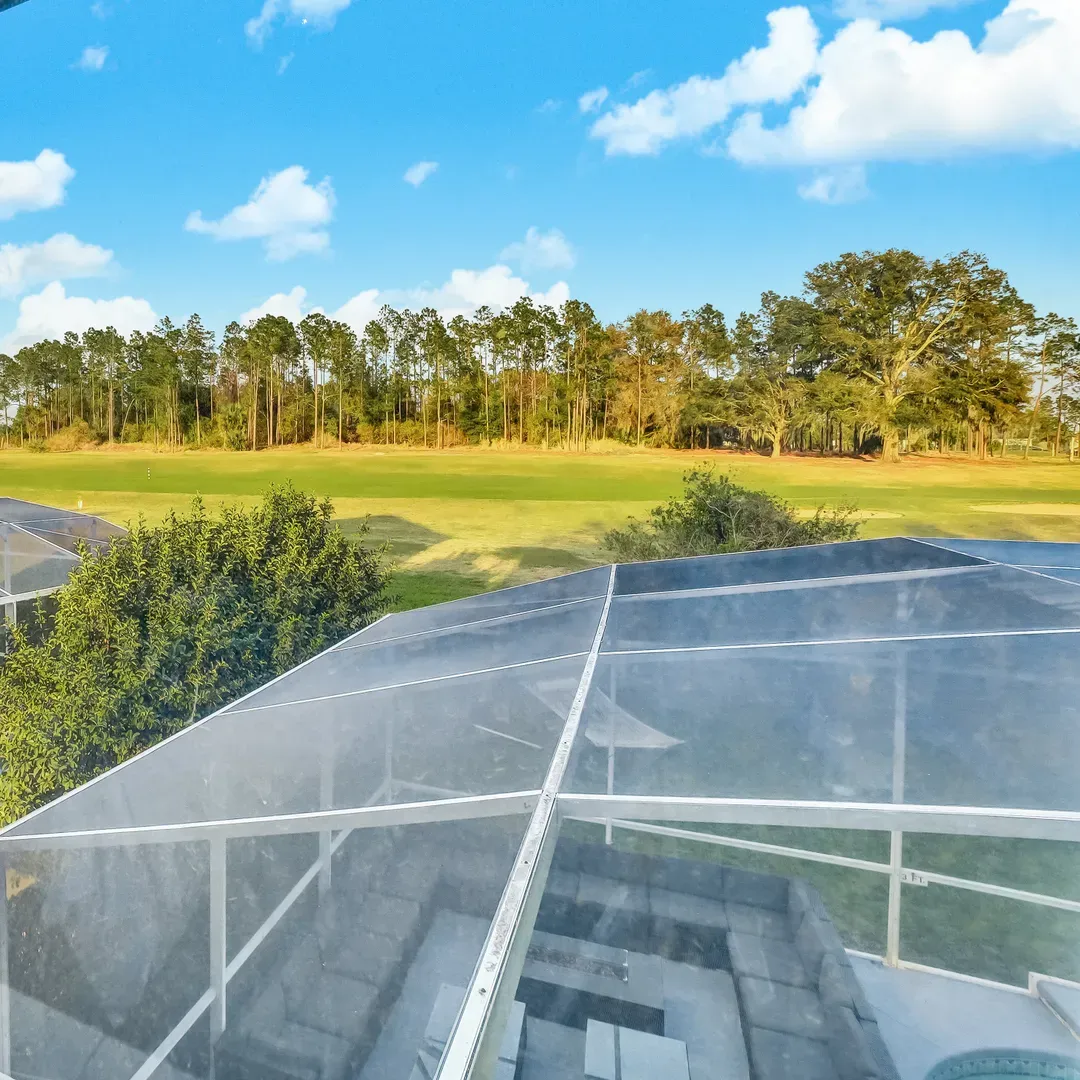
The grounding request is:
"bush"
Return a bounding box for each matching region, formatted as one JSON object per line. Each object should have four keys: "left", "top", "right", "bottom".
{"left": 45, "top": 419, "right": 96, "bottom": 451}
{"left": 605, "top": 467, "right": 859, "bottom": 562}
{"left": 0, "top": 485, "right": 388, "bottom": 824}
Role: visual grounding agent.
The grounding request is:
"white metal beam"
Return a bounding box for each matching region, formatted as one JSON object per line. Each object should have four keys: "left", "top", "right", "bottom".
{"left": 434, "top": 564, "right": 617, "bottom": 1080}
{"left": 336, "top": 594, "right": 605, "bottom": 652}
{"left": 602, "top": 625, "right": 1080, "bottom": 659}
{"left": 223, "top": 651, "right": 589, "bottom": 717}
{"left": 557, "top": 794, "right": 1080, "bottom": 843}
{"left": 0, "top": 790, "right": 541, "bottom": 852}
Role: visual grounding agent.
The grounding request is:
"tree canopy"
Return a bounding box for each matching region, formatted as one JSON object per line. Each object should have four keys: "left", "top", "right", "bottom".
{"left": 0, "top": 486, "right": 387, "bottom": 824}
{"left": 0, "top": 248, "right": 1077, "bottom": 461}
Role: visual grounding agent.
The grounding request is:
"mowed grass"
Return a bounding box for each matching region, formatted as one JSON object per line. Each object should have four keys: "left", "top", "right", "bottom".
{"left": 2, "top": 446, "right": 1079, "bottom": 609}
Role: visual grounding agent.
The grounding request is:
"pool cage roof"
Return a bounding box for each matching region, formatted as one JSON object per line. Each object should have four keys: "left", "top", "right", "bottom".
{"left": 0, "top": 497, "right": 125, "bottom": 602}
{"left": 2, "top": 534, "right": 1080, "bottom": 1080}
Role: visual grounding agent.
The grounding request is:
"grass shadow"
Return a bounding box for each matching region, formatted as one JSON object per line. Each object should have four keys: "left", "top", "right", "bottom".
{"left": 496, "top": 545, "right": 594, "bottom": 571}
{"left": 336, "top": 514, "right": 447, "bottom": 557}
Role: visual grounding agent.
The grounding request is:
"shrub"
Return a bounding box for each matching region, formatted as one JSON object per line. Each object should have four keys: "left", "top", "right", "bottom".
{"left": 45, "top": 419, "right": 96, "bottom": 451}
{"left": 0, "top": 485, "right": 387, "bottom": 823}
{"left": 605, "top": 467, "right": 859, "bottom": 562}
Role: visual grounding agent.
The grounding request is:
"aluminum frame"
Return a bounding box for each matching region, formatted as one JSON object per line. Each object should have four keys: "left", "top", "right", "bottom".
{"left": 433, "top": 564, "right": 618, "bottom": 1080}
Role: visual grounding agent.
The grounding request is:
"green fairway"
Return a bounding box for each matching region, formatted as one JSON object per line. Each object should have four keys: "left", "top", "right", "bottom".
{"left": 2, "top": 446, "right": 1079, "bottom": 609}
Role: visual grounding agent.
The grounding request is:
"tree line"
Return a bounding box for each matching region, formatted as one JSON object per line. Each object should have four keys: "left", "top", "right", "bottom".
{"left": 2, "top": 248, "right": 1078, "bottom": 462}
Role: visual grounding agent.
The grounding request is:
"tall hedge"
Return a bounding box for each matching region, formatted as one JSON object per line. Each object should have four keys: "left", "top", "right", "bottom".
{"left": 0, "top": 485, "right": 387, "bottom": 824}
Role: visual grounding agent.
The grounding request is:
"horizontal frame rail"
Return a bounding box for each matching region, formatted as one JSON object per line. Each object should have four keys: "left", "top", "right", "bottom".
{"left": 615, "top": 563, "right": 989, "bottom": 605}
{"left": 225, "top": 651, "right": 589, "bottom": 715}
{"left": 0, "top": 585, "right": 64, "bottom": 606}
{"left": 558, "top": 794, "right": 1080, "bottom": 843}
{"left": 336, "top": 594, "right": 606, "bottom": 651}
{"left": 0, "top": 790, "right": 541, "bottom": 851}
{"left": 602, "top": 625, "right": 1080, "bottom": 658}
{"left": 590, "top": 818, "right": 1080, "bottom": 916}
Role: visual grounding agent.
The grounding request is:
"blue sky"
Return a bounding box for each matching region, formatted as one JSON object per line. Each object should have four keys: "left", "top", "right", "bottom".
{"left": 0, "top": 0, "right": 1077, "bottom": 348}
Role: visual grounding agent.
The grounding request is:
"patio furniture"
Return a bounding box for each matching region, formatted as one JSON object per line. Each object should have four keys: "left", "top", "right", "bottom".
{"left": 517, "top": 930, "right": 665, "bottom": 1035}
{"left": 584, "top": 1019, "right": 690, "bottom": 1080}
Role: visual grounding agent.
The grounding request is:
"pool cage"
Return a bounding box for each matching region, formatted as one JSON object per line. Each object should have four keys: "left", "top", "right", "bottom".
{"left": 0, "top": 498, "right": 125, "bottom": 627}
{"left": 1, "top": 535, "right": 1079, "bottom": 1080}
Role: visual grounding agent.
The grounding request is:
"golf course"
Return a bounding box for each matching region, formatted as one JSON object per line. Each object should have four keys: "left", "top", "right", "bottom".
{"left": 3, "top": 446, "right": 1080, "bottom": 609}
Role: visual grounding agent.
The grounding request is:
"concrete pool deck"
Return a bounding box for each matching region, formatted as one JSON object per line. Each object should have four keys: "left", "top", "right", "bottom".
{"left": 852, "top": 956, "right": 1080, "bottom": 1080}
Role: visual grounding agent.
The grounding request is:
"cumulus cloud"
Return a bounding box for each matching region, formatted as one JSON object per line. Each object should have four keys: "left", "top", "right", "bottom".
{"left": 240, "top": 265, "right": 571, "bottom": 336}
{"left": 833, "top": 0, "right": 975, "bottom": 18}
{"left": 245, "top": 0, "right": 351, "bottom": 46}
{"left": 578, "top": 86, "right": 609, "bottom": 113}
{"left": 590, "top": 7, "right": 819, "bottom": 155}
{"left": 389, "top": 266, "right": 570, "bottom": 321}
{"left": 334, "top": 288, "right": 381, "bottom": 332}
{"left": 0, "top": 234, "right": 114, "bottom": 299}
{"left": 75, "top": 45, "right": 108, "bottom": 71}
{"left": 728, "top": 0, "right": 1080, "bottom": 166}
{"left": 1, "top": 282, "right": 157, "bottom": 352}
{"left": 185, "top": 165, "right": 335, "bottom": 261}
{"left": 499, "top": 227, "right": 576, "bottom": 272}
{"left": 240, "top": 285, "right": 317, "bottom": 325}
{"left": 588, "top": 1, "right": 1080, "bottom": 197}
{"left": 797, "top": 165, "right": 869, "bottom": 203}
{"left": 403, "top": 161, "right": 438, "bottom": 187}
{"left": 0, "top": 150, "right": 75, "bottom": 221}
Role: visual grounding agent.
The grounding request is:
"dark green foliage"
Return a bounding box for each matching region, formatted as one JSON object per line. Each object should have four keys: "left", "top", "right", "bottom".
{"left": 604, "top": 467, "right": 859, "bottom": 561}
{"left": 0, "top": 485, "right": 387, "bottom": 824}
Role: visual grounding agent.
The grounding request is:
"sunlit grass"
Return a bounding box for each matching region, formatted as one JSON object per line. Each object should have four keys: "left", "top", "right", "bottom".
{"left": 2, "top": 445, "right": 1078, "bottom": 609}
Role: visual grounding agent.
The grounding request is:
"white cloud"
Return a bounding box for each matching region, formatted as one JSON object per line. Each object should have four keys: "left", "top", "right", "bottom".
{"left": 242, "top": 264, "right": 571, "bottom": 337}
{"left": 0, "top": 150, "right": 75, "bottom": 221}
{"left": 537, "top": 98, "right": 562, "bottom": 114}
{"left": 797, "top": 164, "right": 869, "bottom": 203}
{"left": 403, "top": 161, "right": 438, "bottom": 187}
{"left": 75, "top": 45, "right": 108, "bottom": 72}
{"left": 240, "top": 285, "right": 317, "bottom": 325}
{"left": 245, "top": 0, "right": 352, "bottom": 46}
{"left": 185, "top": 165, "right": 335, "bottom": 261}
{"left": 90, "top": 1, "right": 108, "bottom": 17}
{"left": 499, "top": 227, "right": 576, "bottom": 272}
{"left": 334, "top": 288, "right": 381, "bottom": 333}
{"left": 0, "top": 234, "right": 114, "bottom": 299}
{"left": 833, "top": 0, "right": 975, "bottom": 18}
{"left": 590, "top": 7, "right": 819, "bottom": 155}
{"left": 277, "top": 52, "right": 294, "bottom": 74}
{"left": 389, "top": 265, "right": 569, "bottom": 321}
{"left": 587, "top": 1, "right": 1080, "bottom": 198}
{"left": 2, "top": 282, "right": 157, "bottom": 352}
{"left": 728, "top": 0, "right": 1080, "bottom": 166}
{"left": 578, "top": 86, "right": 609, "bottom": 114}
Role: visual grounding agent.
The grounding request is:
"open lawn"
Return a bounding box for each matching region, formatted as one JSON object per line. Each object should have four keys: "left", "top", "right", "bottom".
{"left": 2, "top": 446, "right": 1079, "bottom": 609}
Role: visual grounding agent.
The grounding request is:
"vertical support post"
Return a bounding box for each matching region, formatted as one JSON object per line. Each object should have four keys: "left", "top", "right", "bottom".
{"left": 385, "top": 711, "right": 394, "bottom": 803}
{"left": 209, "top": 835, "right": 226, "bottom": 1045}
{"left": 605, "top": 664, "right": 617, "bottom": 845}
{"left": 0, "top": 854, "right": 11, "bottom": 1077}
{"left": 318, "top": 732, "right": 334, "bottom": 901}
{"left": 3, "top": 526, "right": 10, "bottom": 596}
{"left": 886, "top": 584, "right": 908, "bottom": 968}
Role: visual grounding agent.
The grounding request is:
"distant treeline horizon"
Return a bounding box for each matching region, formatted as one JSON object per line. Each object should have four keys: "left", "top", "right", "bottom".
{"left": 2, "top": 248, "right": 1078, "bottom": 462}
